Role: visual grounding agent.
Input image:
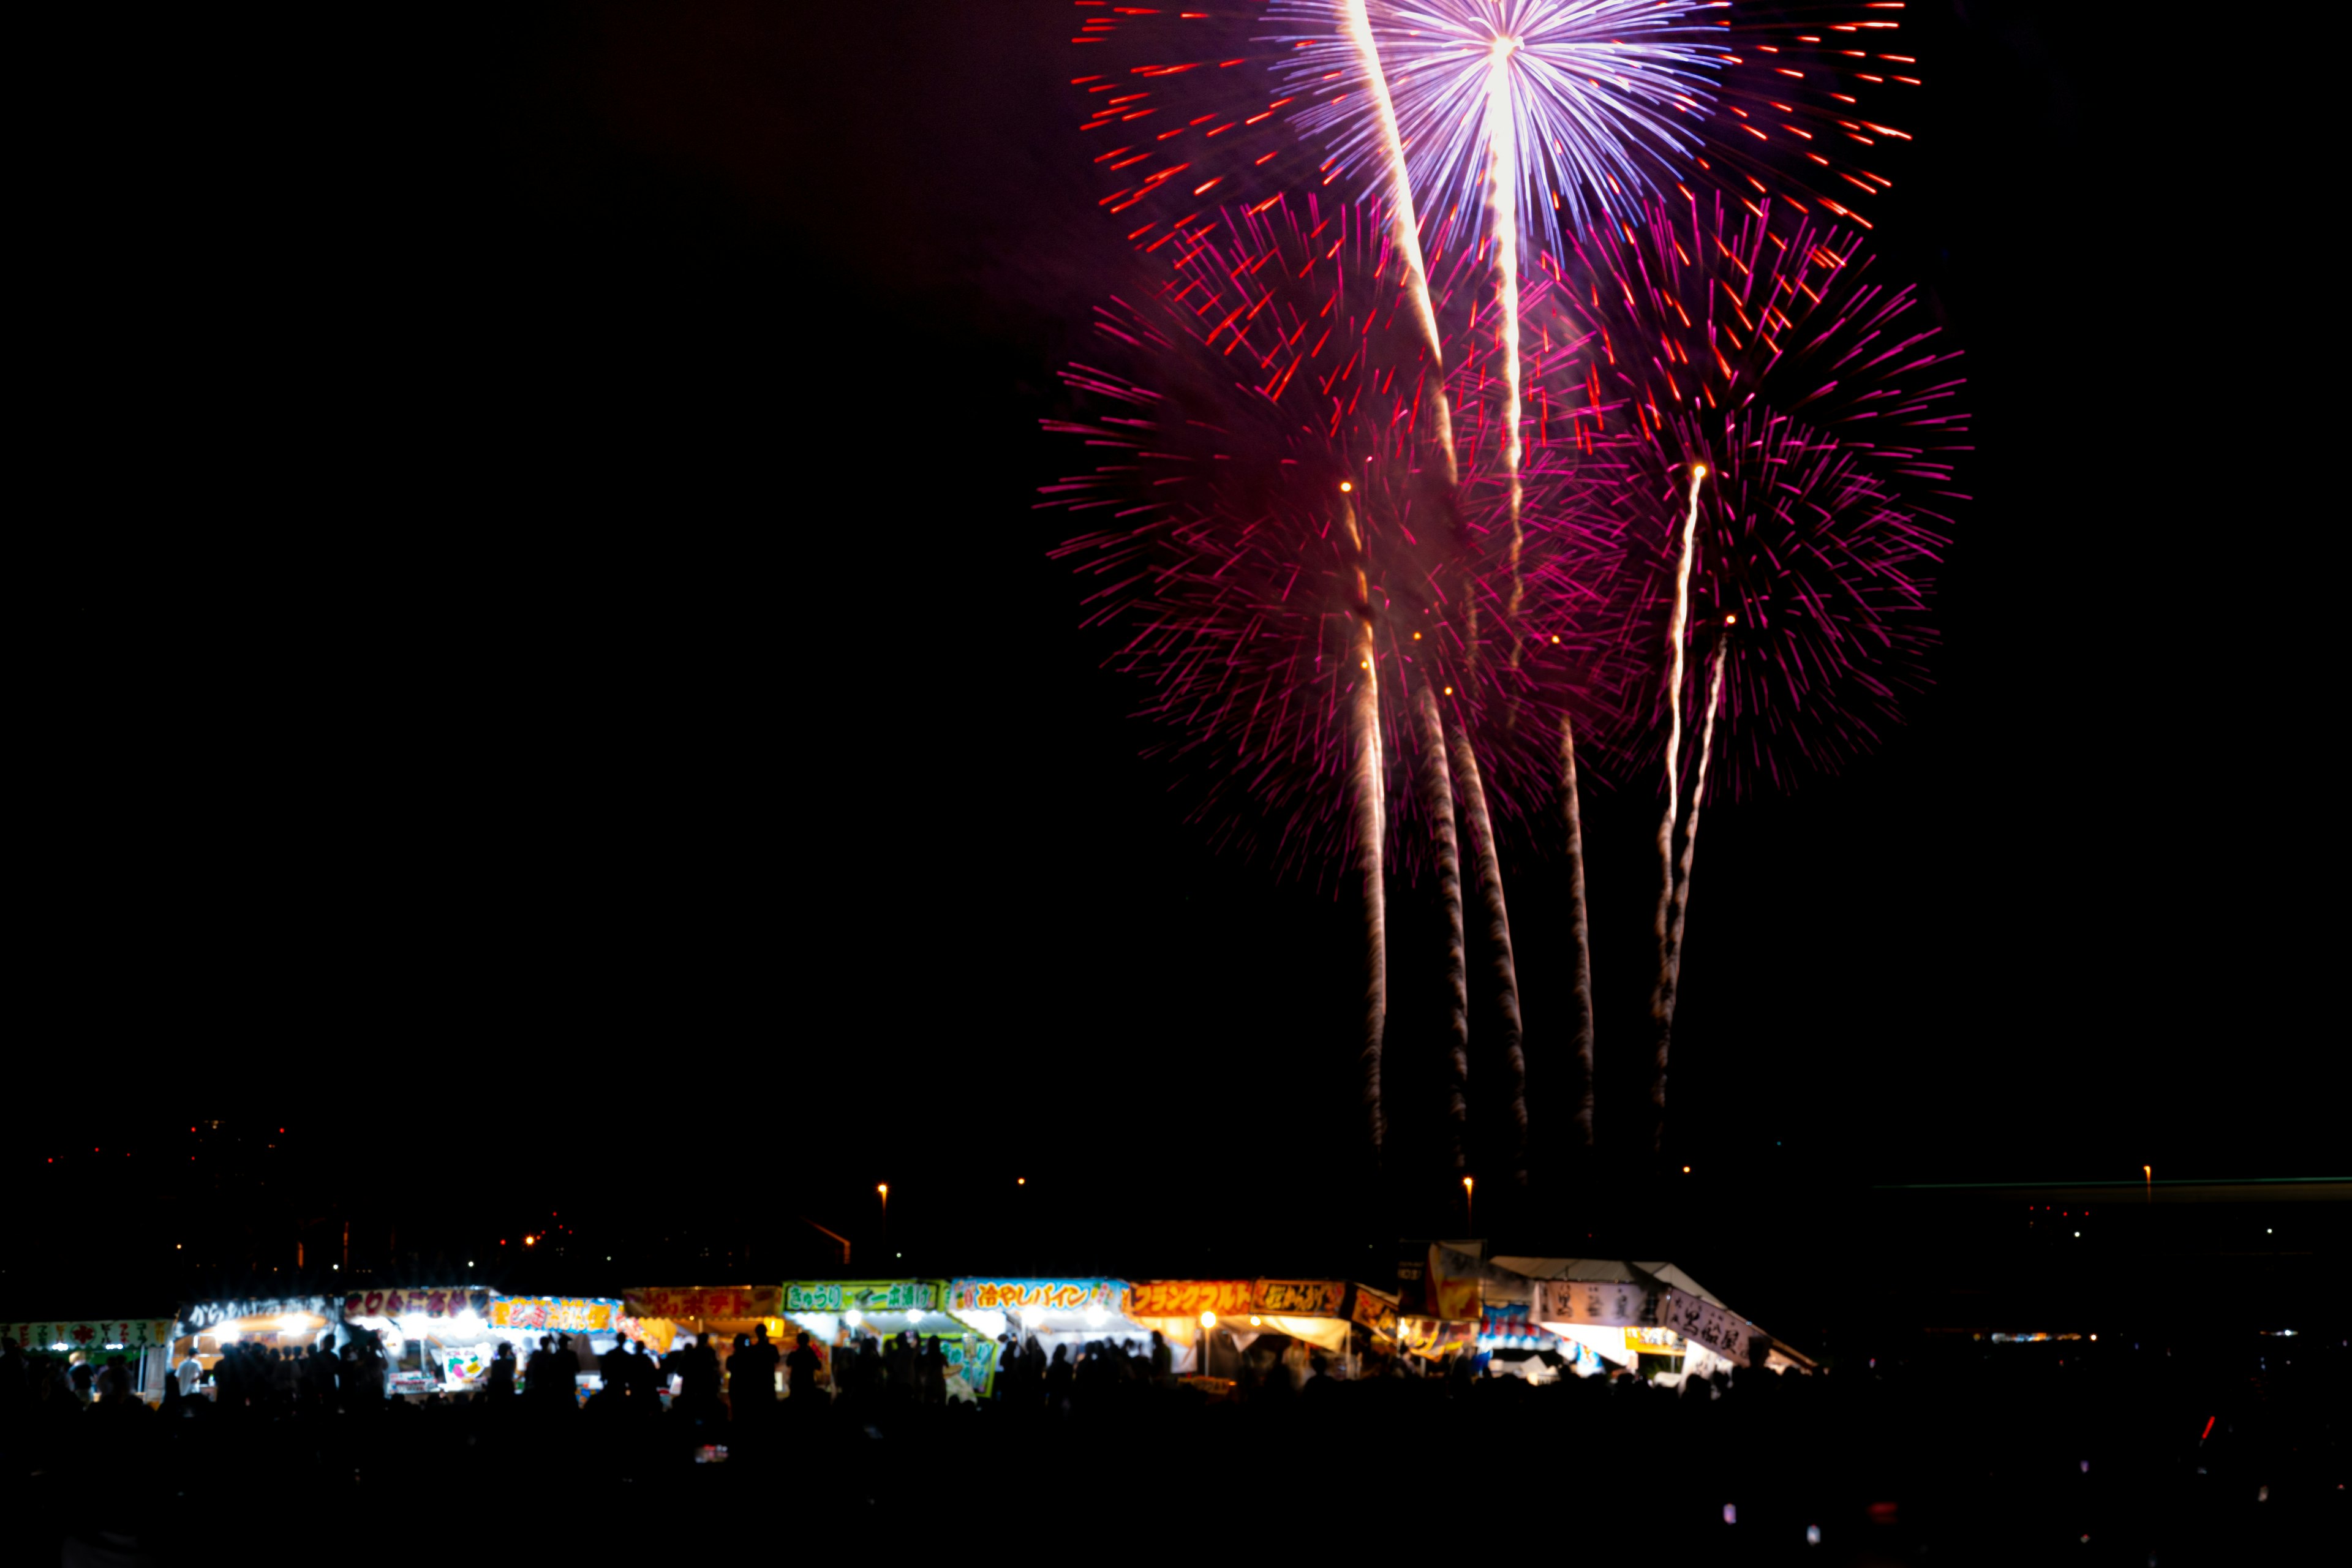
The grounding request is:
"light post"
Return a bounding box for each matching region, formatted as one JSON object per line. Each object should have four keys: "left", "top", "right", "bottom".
{"left": 1199, "top": 1310, "right": 1216, "bottom": 1381}
{"left": 877, "top": 1184, "right": 889, "bottom": 1253}
{"left": 1463, "top": 1175, "right": 1474, "bottom": 1235}
{"left": 2143, "top": 1165, "right": 2151, "bottom": 1205}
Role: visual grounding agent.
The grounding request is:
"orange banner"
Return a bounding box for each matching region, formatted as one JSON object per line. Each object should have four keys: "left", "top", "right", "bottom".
{"left": 1126, "top": 1281, "right": 1254, "bottom": 1319}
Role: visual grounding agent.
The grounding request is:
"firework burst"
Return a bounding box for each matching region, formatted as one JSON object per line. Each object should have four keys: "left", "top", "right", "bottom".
{"left": 1072, "top": 3, "right": 1923, "bottom": 248}
{"left": 1042, "top": 195, "right": 1624, "bottom": 873}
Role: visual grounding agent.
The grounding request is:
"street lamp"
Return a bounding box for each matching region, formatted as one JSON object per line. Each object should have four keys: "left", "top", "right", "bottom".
{"left": 877, "top": 1184, "right": 889, "bottom": 1251}
{"left": 1463, "top": 1175, "right": 1474, "bottom": 1234}
{"left": 1199, "top": 1310, "right": 1216, "bottom": 1379}
{"left": 2143, "top": 1165, "right": 2152, "bottom": 1205}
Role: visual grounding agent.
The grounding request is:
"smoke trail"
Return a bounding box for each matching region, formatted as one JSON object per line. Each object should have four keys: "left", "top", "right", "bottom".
{"left": 1560, "top": 712, "right": 1597, "bottom": 1151}
{"left": 1450, "top": 726, "right": 1527, "bottom": 1185}
{"left": 1341, "top": 0, "right": 1458, "bottom": 487}
{"left": 1414, "top": 683, "right": 1471, "bottom": 1170}
{"left": 1344, "top": 488, "right": 1388, "bottom": 1160}
{"left": 1651, "top": 630, "right": 1727, "bottom": 1154}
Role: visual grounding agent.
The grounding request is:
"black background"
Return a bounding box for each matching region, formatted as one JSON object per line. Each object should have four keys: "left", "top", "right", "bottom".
{"left": 15, "top": 4, "right": 2338, "bottom": 1329}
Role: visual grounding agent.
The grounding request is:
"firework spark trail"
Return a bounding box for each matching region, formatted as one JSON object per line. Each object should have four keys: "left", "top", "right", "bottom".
{"left": 1653, "top": 462, "right": 1706, "bottom": 930}
{"left": 1341, "top": 0, "right": 1458, "bottom": 486}
{"left": 1559, "top": 711, "right": 1597, "bottom": 1150}
{"left": 1451, "top": 725, "right": 1528, "bottom": 1185}
{"left": 1414, "top": 682, "right": 1471, "bottom": 1169}
{"left": 1651, "top": 630, "right": 1726, "bottom": 1153}
{"left": 1355, "top": 625, "right": 1389, "bottom": 1160}
{"left": 1343, "top": 484, "right": 1389, "bottom": 1160}
{"left": 1484, "top": 39, "right": 1527, "bottom": 660}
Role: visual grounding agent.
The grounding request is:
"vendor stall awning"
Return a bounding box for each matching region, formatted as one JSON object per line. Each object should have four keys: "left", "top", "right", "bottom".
{"left": 176, "top": 1295, "right": 339, "bottom": 1341}
{"left": 8, "top": 1319, "right": 173, "bottom": 1352}
{"left": 623, "top": 1285, "right": 782, "bottom": 1321}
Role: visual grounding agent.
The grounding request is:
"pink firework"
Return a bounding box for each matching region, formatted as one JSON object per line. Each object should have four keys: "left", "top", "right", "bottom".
{"left": 1042, "top": 194, "right": 1626, "bottom": 873}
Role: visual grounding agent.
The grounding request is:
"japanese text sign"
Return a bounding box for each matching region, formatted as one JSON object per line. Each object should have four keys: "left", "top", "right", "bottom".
{"left": 1124, "top": 1281, "right": 1254, "bottom": 1319}
{"left": 1531, "top": 1280, "right": 1662, "bottom": 1330}
{"left": 1251, "top": 1280, "right": 1347, "bottom": 1317}
{"left": 783, "top": 1281, "right": 940, "bottom": 1314}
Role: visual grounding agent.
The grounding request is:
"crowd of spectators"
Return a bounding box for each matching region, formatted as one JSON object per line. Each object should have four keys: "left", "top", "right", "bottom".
{"left": 1, "top": 1325, "right": 2338, "bottom": 1563}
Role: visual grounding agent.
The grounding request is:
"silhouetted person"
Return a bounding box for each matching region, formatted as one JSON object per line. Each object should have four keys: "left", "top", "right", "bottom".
{"left": 1151, "top": 1331, "right": 1172, "bottom": 1381}
{"left": 486, "top": 1341, "right": 516, "bottom": 1398}
{"left": 919, "top": 1337, "right": 947, "bottom": 1405}
{"left": 786, "top": 1333, "right": 821, "bottom": 1401}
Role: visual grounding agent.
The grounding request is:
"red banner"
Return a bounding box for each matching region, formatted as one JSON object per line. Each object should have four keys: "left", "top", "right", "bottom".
{"left": 620, "top": 1286, "right": 783, "bottom": 1322}
{"left": 1251, "top": 1280, "right": 1347, "bottom": 1317}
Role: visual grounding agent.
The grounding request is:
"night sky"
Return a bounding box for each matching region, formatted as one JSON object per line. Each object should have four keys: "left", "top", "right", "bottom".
{"left": 20, "top": 4, "right": 2338, "bottom": 1321}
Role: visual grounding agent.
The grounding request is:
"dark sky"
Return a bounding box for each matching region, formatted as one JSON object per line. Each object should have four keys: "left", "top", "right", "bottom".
{"left": 20, "top": 3, "right": 2339, "bottom": 1311}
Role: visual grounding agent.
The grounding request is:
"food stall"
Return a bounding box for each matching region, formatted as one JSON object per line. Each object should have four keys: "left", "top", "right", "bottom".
{"left": 948, "top": 1277, "right": 1155, "bottom": 1390}
{"left": 1123, "top": 1280, "right": 1363, "bottom": 1382}
{"left": 1390, "top": 1245, "right": 1499, "bottom": 1368}
{"left": 1511, "top": 1257, "right": 1810, "bottom": 1382}
{"left": 7, "top": 1317, "right": 176, "bottom": 1400}
{"left": 1123, "top": 1280, "right": 1254, "bottom": 1377}
{"left": 337, "top": 1286, "right": 502, "bottom": 1396}
{"left": 620, "top": 1286, "right": 788, "bottom": 1395}
{"left": 486, "top": 1295, "right": 628, "bottom": 1399}
{"left": 783, "top": 1279, "right": 987, "bottom": 1396}
{"left": 171, "top": 1294, "right": 341, "bottom": 1392}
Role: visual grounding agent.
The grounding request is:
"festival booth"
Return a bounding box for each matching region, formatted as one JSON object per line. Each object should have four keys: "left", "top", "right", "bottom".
{"left": 6, "top": 1317, "right": 176, "bottom": 1400}
{"left": 620, "top": 1285, "right": 788, "bottom": 1396}
{"left": 1507, "top": 1257, "right": 1812, "bottom": 1383}
{"left": 948, "top": 1277, "right": 1152, "bottom": 1390}
{"left": 484, "top": 1295, "right": 629, "bottom": 1401}
{"left": 1123, "top": 1280, "right": 1363, "bottom": 1381}
{"left": 1390, "top": 1245, "right": 1502, "bottom": 1368}
{"left": 171, "top": 1293, "right": 341, "bottom": 1394}
{"left": 782, "top": 1280, "right": 989, "bottom": 1397}
{"left": 337, "top": 1286, "right": 501, "bottom": 1396}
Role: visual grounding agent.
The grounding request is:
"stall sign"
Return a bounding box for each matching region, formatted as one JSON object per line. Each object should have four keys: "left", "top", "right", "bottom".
{"left": 176, "top": 1295, "right": 337, "bottom": 1340}
{"left": 8, "top": 1320, "right": 173, "bottom": 1352}
{"left": 343, "top": 1289, "right": 491, "bottom": 1322}
{"left": 1349, "top": 1286, "right": 1400, "bottom": 1339}
{"left": 488, "top": 1297, "right": 621, "bottom": 1333}
{"left": 1251, "top": 1280, "right": 1346, "bottom": 1317}
{"left": 783, "top": 1281, "right": 939, "bottom": 1314}
{"left": 1626, "top": 1325, "right": 1686, "bottom": 1354}
{"left": 1531, "top": 1280, "right": 1662, "bottom": 1330}
{"left": 1125, "top": 1281, "right": 1254, "bottom": 1319}
{"left": 622, "top": 1286, "right": 782, "bottom": 1322}
{"left": 439, "top": 1346, "right": 490, "bottom": 1384}
{"left": 951, "top": 1280, "right": 1123, "bottom": 1314}
{"left": 1659, "top": 1289, "right": 1761, "bottom": 1367}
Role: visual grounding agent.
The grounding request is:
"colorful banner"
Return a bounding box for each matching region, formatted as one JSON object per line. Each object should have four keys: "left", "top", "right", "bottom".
{"left": 1251, "top": 1280, "right": 1347, "bottom": 1317}
{"left": 342, "top": 1289, "right": 492, "bottom": 1322}
{"left": 782, "top": 1281, "right": 940, "bottom": 1314}
{"left": 7, "top": 1320, "right": 173, "bottom": 1352}
{"left": 951, "top": 1279, "right": 1124, "bottom": 1314}
{"left": 1425, "top": 1247, "right": 1482, "bottom": 1323}
{"left": 176, "top": 1295, "right": 338, "bottom": 1340}
{"left": 622, "top": 1286, "right": 782, "bottom": 1322}
{"left": 1125, "top": 1281, "right": 1254, "bottom": 1320}
{"left": 1349, "top": 1286, "right": 1400, "bottom": 1340}
{"left": 1659, "top": 1289, "right": 1760, "bottom": 1366}
{"left": 1531, "top": 1279, "right": 1663, "bottom": 1330}
{"left": 1626, "top": 1325, "right": 1686, "bottom": 1354}
{"left": 488, "top": 1297, "right": 621, "bottom": 1333}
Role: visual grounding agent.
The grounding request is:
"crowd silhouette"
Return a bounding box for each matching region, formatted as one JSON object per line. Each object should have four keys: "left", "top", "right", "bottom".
{"left": 1, "top": 1325, "right": 2339, "bottom": 1563}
